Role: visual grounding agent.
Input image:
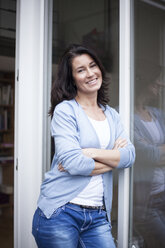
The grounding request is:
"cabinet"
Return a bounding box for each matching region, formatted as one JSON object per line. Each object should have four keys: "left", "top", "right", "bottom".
{"left": 0, "top": 71, "right": 14, "bottom": 216}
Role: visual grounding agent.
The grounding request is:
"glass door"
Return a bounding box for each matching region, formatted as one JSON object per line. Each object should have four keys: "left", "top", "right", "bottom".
{"left": 130, "top": 1, "right": 165, "bottom": 247}
{"left": 51, "top": 0, "right": 119, "bottom": 244}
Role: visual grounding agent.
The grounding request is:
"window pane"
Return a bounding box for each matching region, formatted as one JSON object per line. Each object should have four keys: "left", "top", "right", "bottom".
{"left": 52, "top": 0, "right": 119, "bottom": 243}
{"left": 130, "top": 1, "right": 165, "bottom": 247}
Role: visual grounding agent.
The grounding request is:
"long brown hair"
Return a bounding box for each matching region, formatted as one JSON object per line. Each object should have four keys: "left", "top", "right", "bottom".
{"left": 49, "top": 44, "right": 110, "bottom": 117}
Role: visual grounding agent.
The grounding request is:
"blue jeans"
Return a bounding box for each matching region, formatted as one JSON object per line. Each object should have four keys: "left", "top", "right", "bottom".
{"left": 32, "top": 203, "right": 116, "bottom": 248}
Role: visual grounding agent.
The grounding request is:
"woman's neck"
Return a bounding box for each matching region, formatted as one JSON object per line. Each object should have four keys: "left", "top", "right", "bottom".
{"left": 75, "top": 93, "right": 106, "bottom": 121}
{"left": 75, "top": 94, "right": 98, "bottom": 108}
{"left": 135, "top": 104, "right": 153, "bottom": 122}
{"left": 135, "top": 103, "right": 146, "bottom": 112}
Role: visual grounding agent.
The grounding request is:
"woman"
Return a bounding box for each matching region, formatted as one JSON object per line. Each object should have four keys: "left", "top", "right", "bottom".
{"left": 32, "top": 44, "right": 135, "bottom": 248}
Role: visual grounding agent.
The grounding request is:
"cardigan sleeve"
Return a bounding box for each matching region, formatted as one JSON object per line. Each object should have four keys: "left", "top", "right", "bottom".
{"left": 51, "top": 102, "right": 95, "bottom": 176}
{"left": 110, "top": 108, "right": 136, "bottom": 169}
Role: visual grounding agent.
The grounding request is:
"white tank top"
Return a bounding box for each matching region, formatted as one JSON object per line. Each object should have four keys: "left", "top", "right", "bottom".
{"left": 70, "top": 117, "right": 110, "bottom": 206}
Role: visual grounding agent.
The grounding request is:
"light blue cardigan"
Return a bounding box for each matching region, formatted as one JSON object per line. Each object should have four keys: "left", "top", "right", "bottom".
{"left": 38, "top": 99, "right": 135, "bottom": 221}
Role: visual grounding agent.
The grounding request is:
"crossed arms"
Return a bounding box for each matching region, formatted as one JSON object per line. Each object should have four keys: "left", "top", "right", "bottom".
{"left": 58, "top": 137, "right": 127, "bottom": 175}
{"left": 52, "top": 103, "right": 135, "bottom": 176}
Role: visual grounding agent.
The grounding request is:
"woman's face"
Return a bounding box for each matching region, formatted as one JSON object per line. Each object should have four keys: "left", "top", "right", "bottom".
{"left": 148, "top": 79, "right": 163, "bottom": 100}
{"left": 71, "top": 54, "right": 102, "bottom": 96}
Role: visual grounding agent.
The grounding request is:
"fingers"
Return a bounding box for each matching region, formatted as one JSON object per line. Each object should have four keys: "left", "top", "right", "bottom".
{"left": 58, "top": 163, "right": 66, "bottom": 172}
{"left": 113, "top": 137, "right": 127, "bottom": 149}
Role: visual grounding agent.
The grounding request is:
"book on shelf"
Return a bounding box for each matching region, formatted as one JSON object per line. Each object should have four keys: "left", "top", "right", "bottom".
{"left": 0, "top": 109, "right": 12, "bottom": 130}
{"left": 0, "top": 84, "right": 12, "bottom": 105}
{"left": 0, "top": 143, "right": 14, "bottom": 148}
{"left": 0, "top": 184, "right": 13, "bottom": 195}
{"left": 0, "top": 156, "right": 14, "bottom": 164}
{"left": 10, "top": 88, "right": 14, "bottom": 105}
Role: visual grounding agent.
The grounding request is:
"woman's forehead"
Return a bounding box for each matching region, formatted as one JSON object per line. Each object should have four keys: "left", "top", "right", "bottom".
{"left": 72, "top": 54, "right": 94, "bottom": 68}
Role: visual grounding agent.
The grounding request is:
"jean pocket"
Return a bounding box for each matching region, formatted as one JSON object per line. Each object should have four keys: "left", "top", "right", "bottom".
{"left": 100, "top": 209, "right": 107, "bottom": 217}
{"left": 99, "top": 210, "right": 111, "bottom": 225}
{"left": 50, "top": 206, "right": 65, "bottom": 219}
{"left": 38, "top": 206, "right": 65, "bottom": 219}
{"left": 34, "top": 206, "right": 66, "bottom": 240}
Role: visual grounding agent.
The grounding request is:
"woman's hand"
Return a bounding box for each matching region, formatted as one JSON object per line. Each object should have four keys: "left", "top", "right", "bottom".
{"left": 113, "top": 137, "right": 127, "bottom": 149}
{"left": 58, "top": 163, "right": 66, "bottom": 172}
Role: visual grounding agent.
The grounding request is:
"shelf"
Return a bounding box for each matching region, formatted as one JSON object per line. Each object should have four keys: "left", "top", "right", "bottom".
{"left": 0, "top": 129, "right": 13, "bottom": 133}
{"left": 0, "top": 203, "right": 11, "bottom": 208}
{"left": 0, "top": 78, "right": 14, "bottom": 84}
{"left": 0, "top": 143, "right": 14, "bottom": 149}
{"left": 0, "top": 161, "right": 14, "bottom": 166}
{"left": 0, "top": 105, "right": 13, "bottom": 108}
{"left": 0, "top": 147, "right": 14, "bottom": 150}
{"left": 0, "top": 184, "right": 13, "bottom": 195}
{"left": 0, "top": 163, "right": 13, "bottom": 167}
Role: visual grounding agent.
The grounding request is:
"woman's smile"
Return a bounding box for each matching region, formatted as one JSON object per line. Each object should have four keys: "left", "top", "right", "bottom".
{"left": 86, "top": 78, "right": 98, "bottom": 85}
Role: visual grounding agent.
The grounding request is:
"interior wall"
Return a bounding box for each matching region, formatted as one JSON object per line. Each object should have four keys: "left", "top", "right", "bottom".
{"left": 52, "top": 0, "right": 119, "bottom": 107}
{"left": 56, "top": 0, "right": 104, "bottom": 45}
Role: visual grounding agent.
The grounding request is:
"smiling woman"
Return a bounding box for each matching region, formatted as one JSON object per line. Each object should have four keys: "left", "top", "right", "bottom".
{"left": 31, "top": 44, "right": 135, "bottom": 248}
{"left": 49, "top": 44, "right": 110, "bottom": 116}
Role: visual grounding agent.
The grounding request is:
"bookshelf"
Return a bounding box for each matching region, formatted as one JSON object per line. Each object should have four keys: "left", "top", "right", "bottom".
{"left": 0, "top": 72, "right": 14, "bottom": 216}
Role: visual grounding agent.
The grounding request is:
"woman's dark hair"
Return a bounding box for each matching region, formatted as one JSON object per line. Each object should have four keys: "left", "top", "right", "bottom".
{"left": 49, "top": 44, "right": 110, "bottom": 117}
{"left": 135, "top": 61, "right": 161, "bottom": 105}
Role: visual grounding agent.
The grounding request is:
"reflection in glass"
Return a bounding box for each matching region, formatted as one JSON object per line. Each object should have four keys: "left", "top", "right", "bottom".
{"left": 52, "top": 0, "right": 119, "bottom": 243}
{"left": 131, "top": 1, "right": 165, "bottom": 247}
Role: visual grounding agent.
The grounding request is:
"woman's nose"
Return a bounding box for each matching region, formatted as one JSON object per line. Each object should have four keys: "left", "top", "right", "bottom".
{"left": 86, "top": 68, "right": 94, "bottom": 77}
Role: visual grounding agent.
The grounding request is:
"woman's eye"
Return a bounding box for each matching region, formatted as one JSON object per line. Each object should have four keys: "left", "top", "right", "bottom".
{"left": 77, "top": 69, "right": 84, "bottom": 73}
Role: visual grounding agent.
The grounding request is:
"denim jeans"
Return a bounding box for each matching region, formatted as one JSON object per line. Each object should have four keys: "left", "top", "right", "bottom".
{"left": 32, "top": 203, "right": 116, "bottom": 248}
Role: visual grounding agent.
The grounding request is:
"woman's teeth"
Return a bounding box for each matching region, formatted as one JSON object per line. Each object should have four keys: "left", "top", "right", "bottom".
{"left": 87, "top": 79, "right": 97, "bottom": 85}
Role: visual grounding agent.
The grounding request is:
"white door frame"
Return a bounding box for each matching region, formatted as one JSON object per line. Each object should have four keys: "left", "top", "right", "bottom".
{"left": 118, "top": 0, "right": 132, "bottom": 247}
{"left": 14, "top": 0, "right": 52, "bottom": 247}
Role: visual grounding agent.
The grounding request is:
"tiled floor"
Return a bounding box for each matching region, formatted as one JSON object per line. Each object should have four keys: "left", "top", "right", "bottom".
{"left": 0, "top": 215, "right": 13, "bottom": 248}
